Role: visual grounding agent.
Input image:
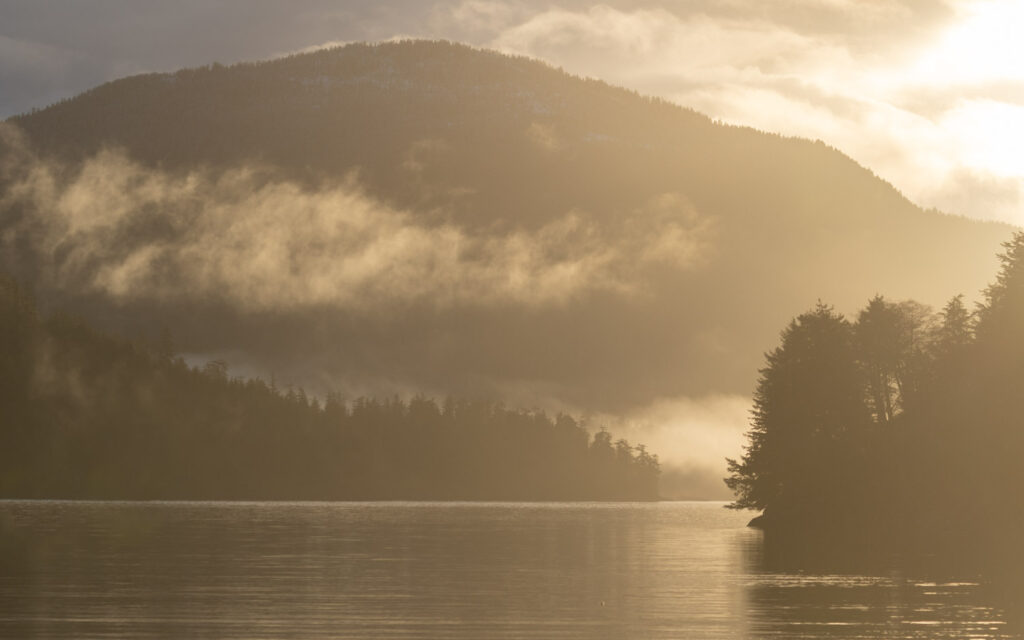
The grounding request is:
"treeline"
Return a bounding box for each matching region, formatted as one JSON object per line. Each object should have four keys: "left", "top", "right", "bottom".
{"left": 726, "top": 232, "right": 1024, "bottom": 557}
{"left": 0, "top": 275, "right": 658, "bottom": 500}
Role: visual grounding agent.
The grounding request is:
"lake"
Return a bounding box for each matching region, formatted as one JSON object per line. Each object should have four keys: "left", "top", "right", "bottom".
{"left": 0, "top": 501, "right": 1017, "bottom": 638}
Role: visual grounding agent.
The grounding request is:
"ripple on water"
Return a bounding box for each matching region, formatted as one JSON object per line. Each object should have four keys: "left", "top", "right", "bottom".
{"left": 0, "top": 500, "right": 1016, "bottom": 639}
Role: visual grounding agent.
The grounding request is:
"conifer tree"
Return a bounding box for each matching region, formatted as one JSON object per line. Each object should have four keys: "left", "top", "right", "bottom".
{"left": 726, "top": 303, "right": 868, "bottom": 515}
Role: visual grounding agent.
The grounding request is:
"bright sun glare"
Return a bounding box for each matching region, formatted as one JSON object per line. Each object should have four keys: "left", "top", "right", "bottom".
{"left": 906, "top": 1, "right": 1024, "bottom": 178}
{"left": 920, "top": 0, "right": 1024, "bottom": 84}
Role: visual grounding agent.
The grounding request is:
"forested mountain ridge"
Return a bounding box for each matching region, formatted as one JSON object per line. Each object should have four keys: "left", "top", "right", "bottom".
{"left": 9, "top": 40, "right": 936, "bottom": 232}
{"left": 0, "top": 40, "right": 1014, "bottom": 452}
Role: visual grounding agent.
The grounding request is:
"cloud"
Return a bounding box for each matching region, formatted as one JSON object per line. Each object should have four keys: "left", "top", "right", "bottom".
{"left": 0, "top": 125, "right": 712, "bottom": 312}
{"left": 589, "top": 392, "right": 752, "bottom": 499}
{"left": 924, "top": 168, "right": 1024, "bottom": 220}
{"left": 463, "top": 1, "right": 1024, "bottom": 224}
{"left": 430, "top": 0, "right": 527, "bottom": 38}
{"left": 491, "top": 6, "right": 834, "bottom": 86}
{"left": 280, "top": 40, "right": 353, "bottom": 57}
{"left": 614, "top": 394, "right": 750, "bottom": 468}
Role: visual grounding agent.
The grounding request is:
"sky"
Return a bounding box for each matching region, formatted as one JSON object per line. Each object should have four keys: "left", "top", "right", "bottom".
{"left": 2, "top": 0, "right": 1023, "bottom": 224}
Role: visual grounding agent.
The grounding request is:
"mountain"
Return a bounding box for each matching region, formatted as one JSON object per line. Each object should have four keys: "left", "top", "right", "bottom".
{"left": 0, "top": 40, "right": 1013, "bottom": 485}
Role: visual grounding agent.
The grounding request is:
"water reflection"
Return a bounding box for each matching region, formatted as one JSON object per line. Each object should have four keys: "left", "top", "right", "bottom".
{"left": 740, "top": 530, "right": 1020, "bottom": 639}
{"left": 0, "top": 501, "right": 1019, "bottom": 638}
{"left": 0, "top": 501, "right": 751, "bottom": 639}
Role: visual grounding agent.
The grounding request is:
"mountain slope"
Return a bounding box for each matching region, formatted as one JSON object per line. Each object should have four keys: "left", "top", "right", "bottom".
{"left": 1, "top": 39, "right": 1012, "bottom": 425}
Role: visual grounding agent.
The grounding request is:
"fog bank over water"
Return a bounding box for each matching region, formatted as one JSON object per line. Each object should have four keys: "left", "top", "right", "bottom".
{"left": 599, "top": 394, "right": 750, "bottom": 499}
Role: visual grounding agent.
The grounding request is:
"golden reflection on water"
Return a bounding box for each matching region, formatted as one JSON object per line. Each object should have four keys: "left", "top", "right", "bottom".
{"left": 0, "top": 501, "right": 1016, "bottom": 639}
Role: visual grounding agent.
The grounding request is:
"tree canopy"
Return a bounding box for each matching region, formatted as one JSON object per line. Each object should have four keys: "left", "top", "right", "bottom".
{"left": 727, "top": 231, "right": 1024, "bottom": 556}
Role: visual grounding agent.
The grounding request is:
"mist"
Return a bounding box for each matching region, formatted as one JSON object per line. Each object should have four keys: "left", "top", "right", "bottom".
{"left": 2, "top": 42, "right": 1011, "bottom": 500}
{"left": 6, "top": 7, "right": 1024, "bottom": 639}
{"left": 1, "top": 125, "right": 712, "bottom": 312}
{"left": 1, "top": 119, "right": 741, "bottom": 482}
{"left": 597, "top": 394, "right": 750, "bottom": 499}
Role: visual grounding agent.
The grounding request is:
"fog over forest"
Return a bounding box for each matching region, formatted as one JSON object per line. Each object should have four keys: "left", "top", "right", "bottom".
{"left": 1, "top": 40, "right": 1015, "bottom": 497}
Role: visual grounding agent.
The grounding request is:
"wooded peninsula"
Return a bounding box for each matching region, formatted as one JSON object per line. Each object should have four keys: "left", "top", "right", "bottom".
{"left": 727, "top": 232, "right": 1024, "bottom": 563}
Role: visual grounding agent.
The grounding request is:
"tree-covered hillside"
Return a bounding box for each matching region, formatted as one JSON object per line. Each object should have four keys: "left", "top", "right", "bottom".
{"left": 0, "top": 274, "right": 657, "bottom": 500}
{"left": 0, "top": 40, "right": 1013, "bottom": 457}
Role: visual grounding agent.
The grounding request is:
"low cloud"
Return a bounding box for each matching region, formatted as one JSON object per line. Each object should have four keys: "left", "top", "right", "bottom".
{"left": 924, "top": 168, "right": 1024, "bottom": 220}
{"left": 373, "top": 371, "right": 752, "bottom": 499}
{"left": 491, "top": 6, "right": 833, "bottom": 81}
{"left": 589, "top": 393, "right": 752, "bottom": 499}
{"left": 430, "top": 1, "right": 527, "bottom": 38}
{"left": 0, "top": 125, "right": 711, "bottom": 312}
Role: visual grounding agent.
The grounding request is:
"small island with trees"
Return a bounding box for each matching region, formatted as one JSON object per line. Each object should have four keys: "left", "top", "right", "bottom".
{"left": 726, "top": 231, "right": 1024, "bottom": 567}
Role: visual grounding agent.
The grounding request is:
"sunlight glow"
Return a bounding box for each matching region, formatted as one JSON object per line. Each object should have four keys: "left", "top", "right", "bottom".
{"left": 943, "top": 99, "right": 1024, "bottom": 177}
{"left": 897, "top": 0, "right": 1024, "bottom": 189}
{"left": 910, "top": 0, "right": 1024, "bottom": 84}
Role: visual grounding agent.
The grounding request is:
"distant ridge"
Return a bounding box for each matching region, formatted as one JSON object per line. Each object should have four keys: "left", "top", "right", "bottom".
{"left": 1, "top": 39, "right": 1013, "bottom": 420}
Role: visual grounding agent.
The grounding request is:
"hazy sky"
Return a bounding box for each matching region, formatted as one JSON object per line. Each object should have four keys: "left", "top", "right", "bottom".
{"left": 2, "top": 1, "right": 1023, "bottom": 224}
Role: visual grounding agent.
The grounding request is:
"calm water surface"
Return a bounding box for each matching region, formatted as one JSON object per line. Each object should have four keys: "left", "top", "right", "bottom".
{"left": 0, "top": 501, "right": 1017, "bottom": 638}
